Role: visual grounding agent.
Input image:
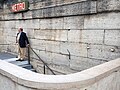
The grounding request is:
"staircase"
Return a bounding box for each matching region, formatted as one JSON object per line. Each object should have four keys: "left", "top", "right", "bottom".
{"left": 0, "top": 46, "right": 55, "bottom": 75}
{"left": 0, "top": 52, "right": 36, "bottom": 72}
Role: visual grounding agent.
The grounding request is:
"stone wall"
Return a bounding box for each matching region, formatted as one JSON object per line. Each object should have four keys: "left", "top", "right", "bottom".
{"left": 0, "top": 0, "right": 120, "bottom": 74}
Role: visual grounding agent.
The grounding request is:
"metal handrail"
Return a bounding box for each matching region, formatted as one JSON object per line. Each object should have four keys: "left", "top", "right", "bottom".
{"left": 28, "top": 46, "right": 56, "bottom": 75}
{"left": 0, "top": 44, "right": 55, "bottom": 75}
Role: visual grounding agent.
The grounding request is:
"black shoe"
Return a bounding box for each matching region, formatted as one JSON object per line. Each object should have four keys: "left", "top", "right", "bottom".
{"left": 20, "top": 59, "right": 24, "bottom": 62}
{"left": 16, "top": 59, "right": 21, "bottom": 61}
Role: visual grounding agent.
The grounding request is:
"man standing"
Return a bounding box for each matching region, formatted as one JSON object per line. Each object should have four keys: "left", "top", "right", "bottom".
{"left": 16, "top": 28, "right": 29, "bottom": 61}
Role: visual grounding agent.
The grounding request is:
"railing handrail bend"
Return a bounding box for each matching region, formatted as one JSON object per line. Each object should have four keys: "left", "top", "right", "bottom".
{"left": 29, "top": 46, "right": 56, "bottom": 75}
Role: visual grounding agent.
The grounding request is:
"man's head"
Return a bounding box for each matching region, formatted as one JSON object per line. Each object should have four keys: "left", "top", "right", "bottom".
{"left": 18, "top": 28, "right": 23, "bottom": 32}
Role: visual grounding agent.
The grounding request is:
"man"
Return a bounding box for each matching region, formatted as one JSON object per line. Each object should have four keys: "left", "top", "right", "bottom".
{"left": 16, "top": 28, "right": 29, "bottom": 61}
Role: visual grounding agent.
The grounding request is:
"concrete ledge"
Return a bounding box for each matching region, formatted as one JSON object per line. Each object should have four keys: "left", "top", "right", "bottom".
{"left": 0, "top": 58, "right": 120, "bottom": 89}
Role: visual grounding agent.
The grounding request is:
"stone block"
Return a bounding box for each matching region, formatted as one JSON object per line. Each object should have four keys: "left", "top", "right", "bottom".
{"left": 32, "top": 9, "right": 43, "bottom": 18}
{"left": 68, "top": 30, "right": 81, "bottom": 43}
{"left": 34, "top": 29, "right": 50, "bottom": 39}
{"left": 14, "top": 13, "right": 23, "bottom": 20}
{"left": 52, "top": 18, "right": 64, "bottom": 29}
{"left": 4, "top": 28, "right": 17, "bottom": 37}
{"left": 51, "top": 64, "right": 77, "bottom": 74}
{"left": 25, "top": 28, "right": 35, "bottom": 39}
{"left": 16, "top": 84, "right": 30, "bottom": 90}
{"left": 23, "top": 11, "right": 32, "bottom": 19}
{"left": 30, "top": 39, "right": 46, "bottom": 51}
{"left": 88, "top": 44, "right": 120, "bottom": 60}
{"left": 30, "top": 2, "right": 43, "bottom": 10}
{"left": 0, "top": 36, "right": 4, "bottom": 44}
{"left": 4, "top": 14, "right": 14, "bottom": 20}
{"left": 63, "top": 16, "right": 84, "bottom": 29}
{"left": 60, "top": 42, "right": 87, "bottom": 57}
{"left": 62, "top": 3, "right": 79, "bottom": 16}
{"left": 0, "top": 74, "right": 16, "bottom": 90}
{"left": 105, "top": 30, "right": 120, "bottom": 46}
{"left": 97, "top": 0, "right": 120, "bottom": 12}
{"left": 4, "top": 21, "right": 16, "bottom": 29}
{"left": 70, "top": 56, "right": 105, "bottom": 71}
{"left": 45, "top": 41, "right": 60, "bottom": 53}
{"left": 30, "top": 58, "right": 39, "bottom": 69}
{"left": 15, "top": 20, "right": 26, "bottom": 29}
{"left": 24, "top": 19, "right": 39, "bottom": 29}
{"left": 39, "top": 51, "right": 53, "bottom": 64}
{"left": 0, "top": 15, "right": 4, "bottom": 20}
{"left": 42, "top": 7, "right": 55, "bottom": 17}
{"left": 81, "top": 30, "right": 104, "bottom": 44}
{"left": 0, "top": 21, "right": 4, "bottom": 28}
{"left": 40, "top": 19, "right": 52, "bottom": 29}
{"left": 14, "top": 13, "right": 22, "bottom": 20}
{"left": 35, "top": 64, "right": 45, "bottom": 74}
{"left": 0, "top": 29, "right": 3, "bottom": 36}
{"left": 89, "top": 1, "right": 97, "bottom": 14}
{"left": 63, "top": 0, "right": 87, "bottom": 4}
{"left": 51, "top": 53, "right": 70, "bottom": 66}
{"left": 8, "top": 45, "right": 17, "bottom": 53}
{"left": 30, "top": 39, "right": 61, "bottom": 53}
{"left": 29, "top": 0, "right": 96, "bottom": 19}
{"left": 103, "top": 45, "right": 120, "bottom": 60}
{"left": 55, "top": 0, "right": 64, "bottom": 5}
{"left": 62, "top": 1, "right": 96, "bottom": 16}
{"left": 44, "top": 0, "right": 54, "bottom": 7}
{"left": 84, "top": 13, "right": 120, "bottom": 29}
{"left": 54, "top": 6, "right": 64, "bottom": 16}
{"left": 29, "top": 47, "right": 40, "bottom": 59}
{"left": 81, "top": 1, "right": 97, "bottom": 14}
{"left": 34, "top": 29, "right": 68, "bottom": 41}
{"left": 68, "top": 30, "right": 104, "bottom": 44}
{"left": 6, "top": 36, "right": 15, "bottom": 44}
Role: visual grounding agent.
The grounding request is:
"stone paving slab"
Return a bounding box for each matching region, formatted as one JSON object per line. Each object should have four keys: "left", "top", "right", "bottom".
{"left": 0, "top": 52, "right": 16, "bottom": 60}
{"left": 0, "top": 52, "right": 35, "bottom": 72}
{"left": 10, "top": 60, "right": 28, "bottom": 66}
{"left": 4, "top": 58, "right": 18, "bottom": 62}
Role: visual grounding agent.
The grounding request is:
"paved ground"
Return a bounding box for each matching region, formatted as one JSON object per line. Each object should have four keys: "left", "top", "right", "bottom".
{"left": 0, "top": 52, "right": 16, "bottom": 60}
{"left": 0, "top": 52, "right": 36, "bottom": 72}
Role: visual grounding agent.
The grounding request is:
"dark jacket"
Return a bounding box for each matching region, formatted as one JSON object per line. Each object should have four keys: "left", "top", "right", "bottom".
{"left": 17, "top": 32, "right": 29, "bottom": 48}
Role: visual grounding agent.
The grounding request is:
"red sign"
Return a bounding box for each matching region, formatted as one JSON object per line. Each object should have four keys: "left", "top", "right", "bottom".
{"left": 11, "top": 1, "right": 29, "bottom": 13}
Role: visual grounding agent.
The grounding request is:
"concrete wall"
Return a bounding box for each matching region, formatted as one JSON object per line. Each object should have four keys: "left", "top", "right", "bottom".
{"left": 0, "top": 58, "right": 120, "bottom": 90}
{"left": 0, "top": 0, "right": 120, "bottom": 74}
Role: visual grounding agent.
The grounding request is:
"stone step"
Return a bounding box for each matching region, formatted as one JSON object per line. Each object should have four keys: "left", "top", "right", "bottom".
{"left": 10, "top": 61, "right": 36, "bottom": 72}
{"left": 30, "top": 68, "right": 36, "bottom": 72}
{"left": 0, "top": 52, "right": 16, "bottom": 60}
{"left": 19, "top": 64, "right": 33, "bottom": 69}
{"left": 19, "top": 64, "right": 32, "bottom": 67}
{"left": 0, "top": 53, "right": 36, "bottom": 73}
{"left": 3, "top": 58, "right": 18, "bottom": 62}
{"left": 23, "top": 65, "right": 33, "bottom": 69}
{"left": 10, "top": 60, "right": 28, "bottom": 66}
{"left": 19, "top": 64, "right": 36, "bottom": 72}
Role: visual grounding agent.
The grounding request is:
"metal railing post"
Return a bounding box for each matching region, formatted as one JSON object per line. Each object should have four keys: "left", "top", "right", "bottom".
{"left": 28, "top": 46, "right": 30, "bottom": 64}
{"left": 44, "top": 64, "right": 45, "bottom": 74}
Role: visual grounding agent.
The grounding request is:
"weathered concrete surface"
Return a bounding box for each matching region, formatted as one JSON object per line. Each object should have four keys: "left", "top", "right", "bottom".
{"left": 0, "top": 0, "right": 120, "bottom": 74}
{"left": 84, "top": 13, "right": 120, "bottom": 29}
{"left": 97, "top": 0, "right": 120, "bottom": 12}
{"left": 0, "top": 58, "right": 120, "bottom": 90}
